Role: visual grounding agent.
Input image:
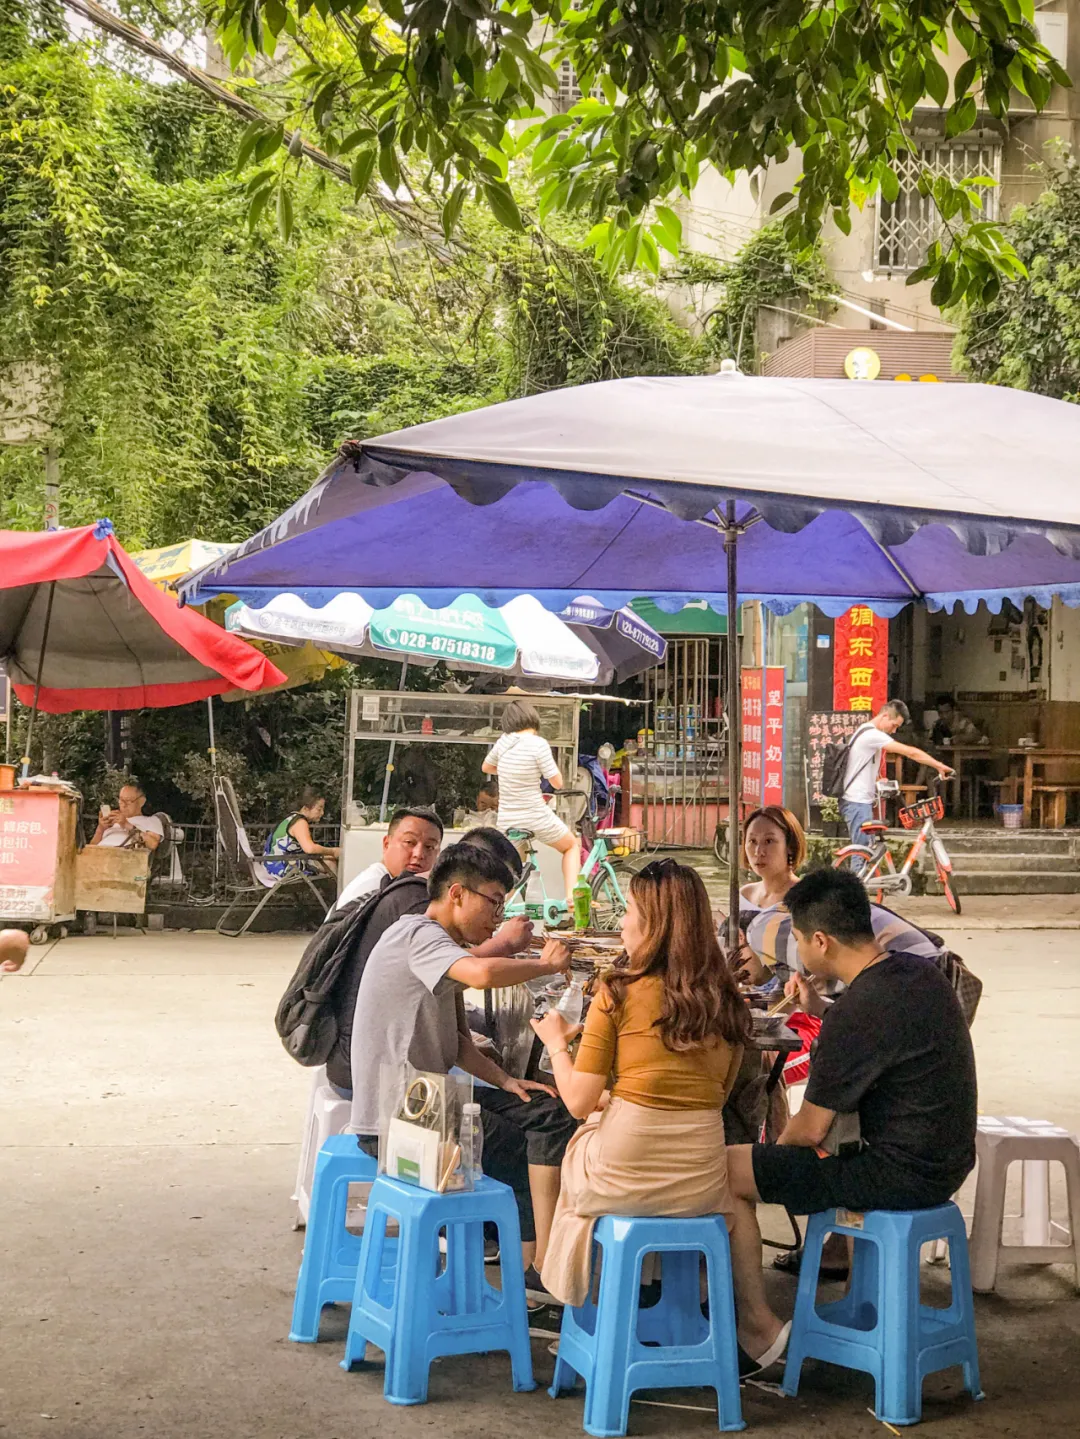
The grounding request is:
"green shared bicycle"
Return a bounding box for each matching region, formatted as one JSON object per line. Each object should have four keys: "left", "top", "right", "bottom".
{"left": 505, "top": 790, "right": 641, "bottom": 930}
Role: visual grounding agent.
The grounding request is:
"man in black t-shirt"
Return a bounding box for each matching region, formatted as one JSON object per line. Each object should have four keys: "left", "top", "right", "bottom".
{"left": 723, "top": 868, "right": 977, "bottom": 1374}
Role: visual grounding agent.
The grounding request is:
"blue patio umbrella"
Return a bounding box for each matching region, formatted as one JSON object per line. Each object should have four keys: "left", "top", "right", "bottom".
{"left": 179, "top": 371, "right": 1080, "bottom": 937}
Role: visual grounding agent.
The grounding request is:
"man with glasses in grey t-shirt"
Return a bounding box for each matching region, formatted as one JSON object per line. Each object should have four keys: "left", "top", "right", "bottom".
{"left": 349, "top": 842, "right": 576, "bottom": 1303}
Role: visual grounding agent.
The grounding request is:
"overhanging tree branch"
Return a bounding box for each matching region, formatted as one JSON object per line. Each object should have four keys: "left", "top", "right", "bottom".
{"left": 63, "top": 0, "right": 432, "bottom": 234}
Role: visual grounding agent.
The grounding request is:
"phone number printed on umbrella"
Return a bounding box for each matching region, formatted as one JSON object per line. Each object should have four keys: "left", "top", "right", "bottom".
{"left": 394, "top": 629, "right": 497, "bottom": 664}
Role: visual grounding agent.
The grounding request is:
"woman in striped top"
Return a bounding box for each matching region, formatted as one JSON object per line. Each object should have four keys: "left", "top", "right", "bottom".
{"left": 482, "top": 700, "right": 580, "bottom": 903}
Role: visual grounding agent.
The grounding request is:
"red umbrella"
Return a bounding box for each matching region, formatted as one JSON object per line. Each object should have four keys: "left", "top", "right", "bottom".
{"left": 0, "top": 521, "right": 286, "bottom": 715}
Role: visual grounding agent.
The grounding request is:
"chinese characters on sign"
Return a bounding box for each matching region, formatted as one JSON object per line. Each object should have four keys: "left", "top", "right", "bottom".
{"left": 0, "top": 790, "right": 57, "bottom": 920}
{"left": 741, "top": 667, "right": 786, "bottom": 807}
{"left": 833, "top": 606, "right": 889, "bottom": 713}
{"left": 807, "top": 711, "right": 871, "bottom": 804}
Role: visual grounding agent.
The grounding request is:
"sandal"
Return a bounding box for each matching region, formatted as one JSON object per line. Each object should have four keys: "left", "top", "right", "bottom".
{"left": 738, "top": 1321, "right": 791, "bottom": 1378}
{"left": 772, "top": 1247, "right": 849, "bottom": 1281}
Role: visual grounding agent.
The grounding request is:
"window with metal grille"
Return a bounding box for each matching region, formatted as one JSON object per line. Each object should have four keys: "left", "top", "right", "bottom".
{"left": 875, "top": 142, "right": 1001, "bottom": 272}
{"left": 555, "top": 59, "right": 583, "bottom": 113}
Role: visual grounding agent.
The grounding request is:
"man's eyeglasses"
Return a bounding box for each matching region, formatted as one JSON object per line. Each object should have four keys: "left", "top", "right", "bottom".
{"left": 460, "top": 885, "right": 506, "bottom": 920}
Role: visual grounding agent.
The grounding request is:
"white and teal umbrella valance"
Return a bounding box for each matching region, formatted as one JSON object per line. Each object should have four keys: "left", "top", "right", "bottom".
{"left": 223, "top": 590, "right": 662, "bottom": 684}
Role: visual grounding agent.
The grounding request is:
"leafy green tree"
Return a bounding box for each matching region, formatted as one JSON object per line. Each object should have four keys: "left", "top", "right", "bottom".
{"left": 957, "top": 151, "right": 1080, "bottom": 400}
{"left": 674, "top": 223, "right": 834, "bottom": 372}
{"left": 208, "top": 0, "right": 1067, "bottom": 304}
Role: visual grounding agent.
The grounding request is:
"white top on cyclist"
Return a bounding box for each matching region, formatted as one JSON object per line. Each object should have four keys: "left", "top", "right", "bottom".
{"left": 486, "top": 731, "right": 562, "bottom": 824}
{"left": 842, "top": 725, "right": 891, "bottom": 805}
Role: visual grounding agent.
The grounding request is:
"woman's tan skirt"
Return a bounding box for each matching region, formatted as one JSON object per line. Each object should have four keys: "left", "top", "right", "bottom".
{"left": 540, "top": 1096, "right": 734, "bottom": 1307}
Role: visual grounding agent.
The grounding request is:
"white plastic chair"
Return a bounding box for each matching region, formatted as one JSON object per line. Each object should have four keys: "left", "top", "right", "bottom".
{"left": 968, "top": 1115, "right": 1080, "bottom": 1292}
{"left": 292, "top": 1065, "right": 352, "bottom": 1228}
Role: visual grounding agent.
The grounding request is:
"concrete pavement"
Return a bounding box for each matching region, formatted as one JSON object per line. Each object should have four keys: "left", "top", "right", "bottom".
{"left": 2, "top": 929, "right": 1080, "bottom": 1438}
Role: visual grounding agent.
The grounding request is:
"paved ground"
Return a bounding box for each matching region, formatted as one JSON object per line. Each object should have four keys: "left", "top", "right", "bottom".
{"left": 2, "top": 928, "right": 1080, "bottom": 1439}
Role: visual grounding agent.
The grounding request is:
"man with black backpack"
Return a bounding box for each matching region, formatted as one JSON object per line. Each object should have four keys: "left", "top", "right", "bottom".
{"left": 833, "top": 700, "right": 953, "bottom": 845}
{"left": 274, "top": 821, "right": 534, "bottom": 1097}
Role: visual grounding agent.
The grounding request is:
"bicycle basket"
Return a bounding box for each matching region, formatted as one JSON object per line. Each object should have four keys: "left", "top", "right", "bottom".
{"left": 601, "top": 827, "right": 645, "bottom": 855}
{"left": 898, "top": 795, "right": 944, "bottom": 829}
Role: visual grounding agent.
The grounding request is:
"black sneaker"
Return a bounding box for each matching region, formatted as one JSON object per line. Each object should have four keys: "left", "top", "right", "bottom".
{"left": 524, "top": 1265, "right": 563, "bottom": 1307}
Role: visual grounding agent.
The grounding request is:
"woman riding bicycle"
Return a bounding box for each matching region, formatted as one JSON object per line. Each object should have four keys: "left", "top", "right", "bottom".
{"left": 483, "top": 700, "right": 580, "bottom": 905}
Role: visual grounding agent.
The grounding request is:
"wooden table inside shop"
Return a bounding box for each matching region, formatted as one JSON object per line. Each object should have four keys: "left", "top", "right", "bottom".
{"left": 1006, "top": 748, "right": 1080, "bottom": 827}
{"left": 891, "top": 746, "right": 1080, "bottom": 826}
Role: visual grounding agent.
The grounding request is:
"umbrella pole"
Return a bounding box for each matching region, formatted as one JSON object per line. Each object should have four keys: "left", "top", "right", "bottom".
{"left": 21, "top": 580, "right": 56, "bottom": 780}
{"left": 378, "top": 659, "right": 408, "bottom": 822}
{"left": 207, "top": 696, "right": 220, "bottom": 884}
{"left": 724, "top": 508, "right": 741, "bottom": 953}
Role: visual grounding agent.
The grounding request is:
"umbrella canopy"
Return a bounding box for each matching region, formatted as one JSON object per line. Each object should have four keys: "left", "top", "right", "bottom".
{"left": 0, "top": 522, "right": 286, "bottom": 713}
{"left": 129, "top": 539, "right": 237, "bottom": 587}
{"left": 224, "top": 588, "right": 665, "bottom": 685}
{"left": 130, "top": 535, "right": 346, "bottom": 701}
{"left": 179, "top": 374, "right": 1080, "bottom": 617}
{"left": 176, "top": 372, "right": 1080, "bottom": 945}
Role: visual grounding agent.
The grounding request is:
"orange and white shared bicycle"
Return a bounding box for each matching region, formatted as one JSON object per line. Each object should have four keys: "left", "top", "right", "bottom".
{"left": 833, "top": 776, "right": 961, "bottom": 915}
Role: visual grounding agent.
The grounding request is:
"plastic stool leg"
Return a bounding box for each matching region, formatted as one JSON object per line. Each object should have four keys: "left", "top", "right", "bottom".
{"left": 382, "top": 1209, "right": 437, "bottom": 1405}
{"left": 582, "top": 1232, "right": 639, "bottom": 1438}
{"left": 289, "top": 1165, "right": 350, "bottom": 1342}
{"left": 943, "top": 1215, "right": 984, "bottom": 1402}
{"left": 492, "top": 1212, "right": 536, "bottom": 1394}
{"left": 1021, "top": 1160, "right": 1052, "bottom": 1247}
{"left": 703, "top": 1224, "right": 746, "bottom": 1433}
{"left": 970, "top": 1148, "right": 1010, "bottom": 1292}
{"left": 878, "top": 1218, "right": 921, "bottom": 1425}
{"left": 782, "top": 1213, "right": 829, "bottom": 1397}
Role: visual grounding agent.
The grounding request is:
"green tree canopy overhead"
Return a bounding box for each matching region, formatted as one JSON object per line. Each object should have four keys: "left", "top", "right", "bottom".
{"left": 209, "top": 0, "right": 1069, "bottom": 306}
{"left": 957, "top": 151, "right": 1080, "bottom": 400}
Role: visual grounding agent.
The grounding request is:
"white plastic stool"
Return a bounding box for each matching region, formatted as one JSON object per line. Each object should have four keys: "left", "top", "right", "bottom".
{"left": 291, "top": 1065, "right": 351, "bottom": 1228}
{"left": 968, "top": 1115, "right": 1080, "bottom": 1292}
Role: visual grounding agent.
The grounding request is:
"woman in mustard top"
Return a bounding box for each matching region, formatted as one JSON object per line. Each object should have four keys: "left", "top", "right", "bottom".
{"left": 533, "top": 859, "right": 791, "bottom": 1367}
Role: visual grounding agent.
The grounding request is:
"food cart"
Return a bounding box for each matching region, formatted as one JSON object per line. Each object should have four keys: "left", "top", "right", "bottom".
{"left": 0, "top": 781, "right": 80, "bottom": 943}
{"left": 340, "top": 690, "right": 583, "bottom": 894}
{"left": 0, "top": 522, "right": 286, "bottom": 940}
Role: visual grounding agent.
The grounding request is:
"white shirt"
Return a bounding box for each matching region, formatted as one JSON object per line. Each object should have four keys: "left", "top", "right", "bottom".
{"left": 486, "top": 731, "right": 560, "bottom": 822}
{"left": 842, "top": 725, "right": 890, "bottom": 805}
{"left": 98, "top": 814, "right": 164, "bottom": 848}
{"left": 331, "top": 860, "right": 390, "bottom": 916}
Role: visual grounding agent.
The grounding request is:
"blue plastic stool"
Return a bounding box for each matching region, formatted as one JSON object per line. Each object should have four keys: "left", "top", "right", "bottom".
{"left": 289, "top": 1134, "right": 379, "bottom": 1342}
{"left": 342, "top": 1173, "right": 535, "bottom": 1405}
{"left": 782, "top": 1203, "right": 984, "bottom": 1426}
{"left": 549, "top": 1215, "right": 745, "bottom": 1437}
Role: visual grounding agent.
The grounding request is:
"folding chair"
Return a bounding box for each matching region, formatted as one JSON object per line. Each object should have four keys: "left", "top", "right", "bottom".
{"left": 213, "top": 777, "right": 333, "bottom": 938}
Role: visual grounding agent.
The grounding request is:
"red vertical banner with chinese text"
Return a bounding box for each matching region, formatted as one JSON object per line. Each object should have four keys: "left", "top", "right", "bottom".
{"left": 741, "top": 667, "right": 786, "bottom": 807}
{"left": 762, "top": 667, "right": 786, "bottom": 807}
{"left": 740, "top": 668, "right": 762, "bottom": 806}
{"left": 833, "top": 607, "right": 889, "bottom": 713}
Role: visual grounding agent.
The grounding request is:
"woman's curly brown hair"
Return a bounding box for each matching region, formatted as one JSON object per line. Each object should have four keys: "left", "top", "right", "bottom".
{"left": 605, "top": 859, "right": 751, "bottom": 1052}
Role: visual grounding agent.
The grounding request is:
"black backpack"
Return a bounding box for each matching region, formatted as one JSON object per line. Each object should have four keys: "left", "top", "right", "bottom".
{"left": 820, "top": 721, "right": 876, "bottom": 799}
{"left": 274, "top": 873, "right": 420, "bottom": 1065}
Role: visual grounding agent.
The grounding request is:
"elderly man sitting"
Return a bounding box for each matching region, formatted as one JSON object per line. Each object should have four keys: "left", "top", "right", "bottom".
{"left": 90, "top": 782, "right": 162, "bottom": 851}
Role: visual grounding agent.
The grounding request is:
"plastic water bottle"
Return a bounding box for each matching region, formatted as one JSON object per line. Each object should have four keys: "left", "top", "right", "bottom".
{"left": 460, "top": 1102, "right": 483, "bottom": 1189}
{"left": 539, "top": 977, "right": 584, "bottom": 1071}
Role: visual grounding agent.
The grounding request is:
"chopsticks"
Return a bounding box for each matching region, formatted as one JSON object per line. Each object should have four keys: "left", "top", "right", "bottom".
{"left": 765, "top": 990, "right": 797, "bottom": 1018}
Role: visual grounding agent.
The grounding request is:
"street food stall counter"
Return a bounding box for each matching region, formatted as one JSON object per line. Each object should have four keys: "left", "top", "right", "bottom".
{"left": 0, "top": 784, "right": 150, "bottom": 942}
{"left": 340, "top": 689, "right": 583, "bottom": 896}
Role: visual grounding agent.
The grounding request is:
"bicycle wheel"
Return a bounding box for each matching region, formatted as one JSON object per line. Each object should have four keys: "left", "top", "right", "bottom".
{"left": 939, "top": 871, "right": 962, "bottom": 915}
{"left": 713, "top": 824, "right": 730, "bottom": 867}
{"left": 832, "top": 845, "right": 885, "bottom": 902}
{"left": 590, "top": 864, "right": 629, "bottom": 930}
